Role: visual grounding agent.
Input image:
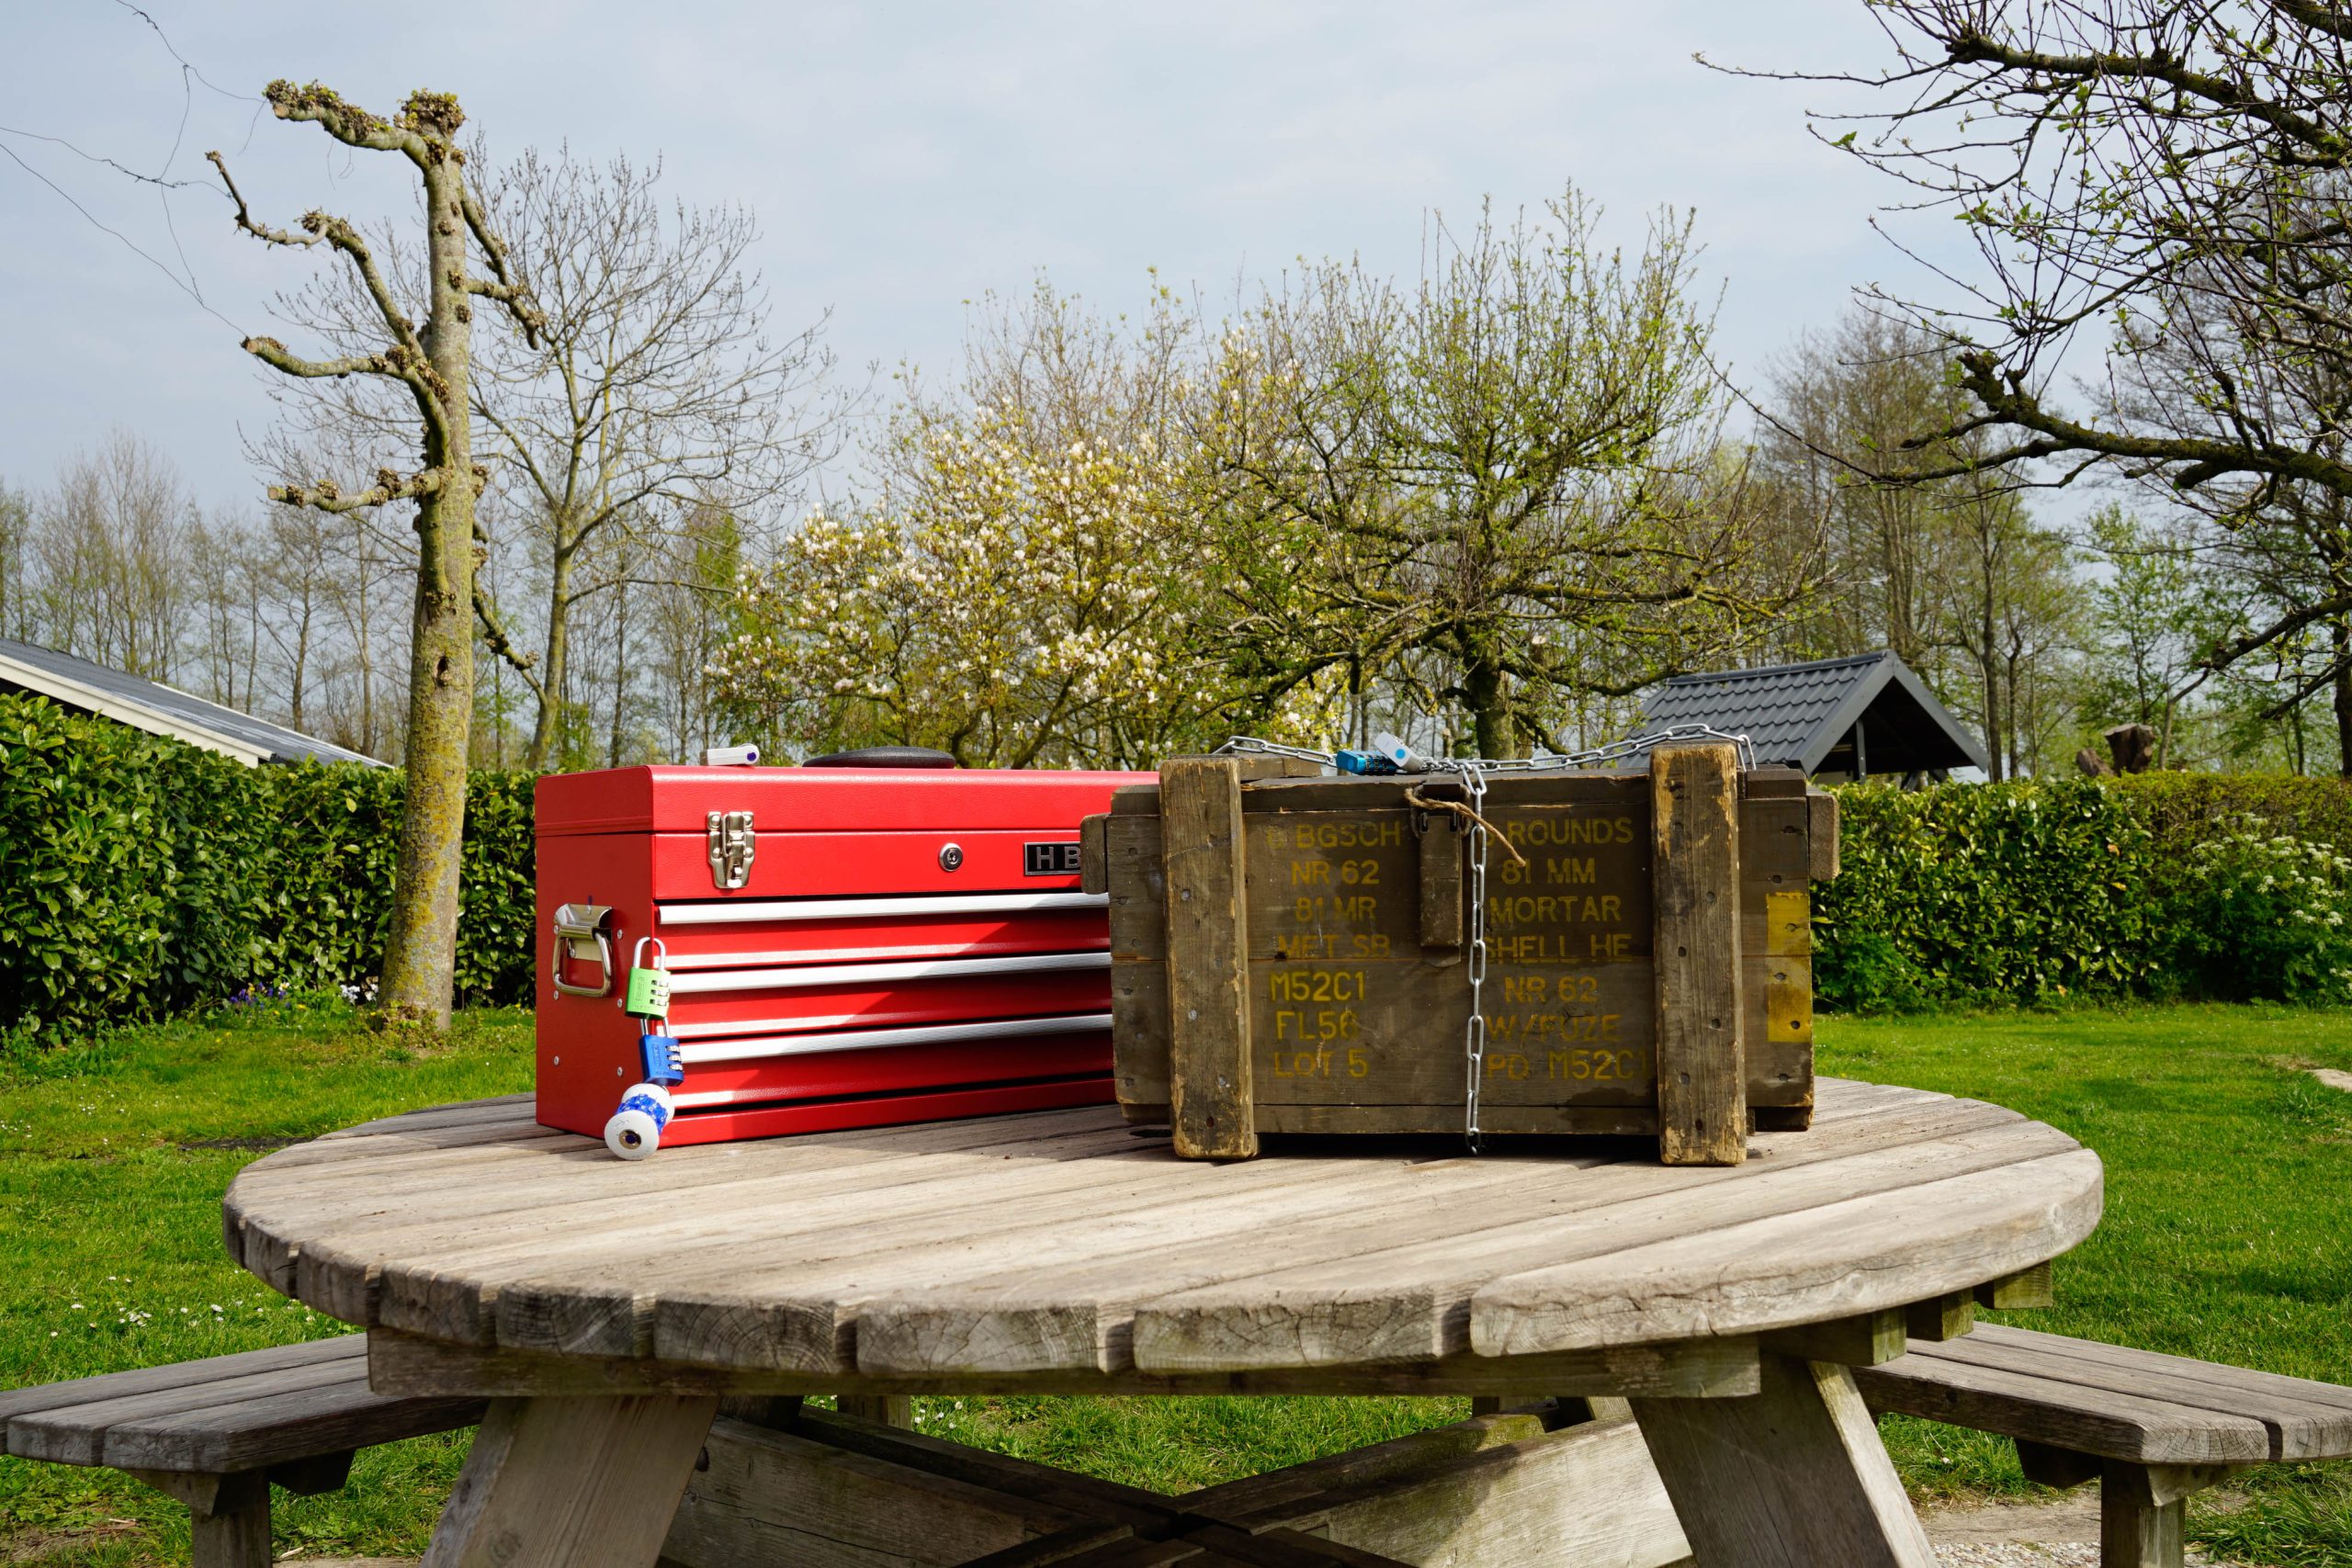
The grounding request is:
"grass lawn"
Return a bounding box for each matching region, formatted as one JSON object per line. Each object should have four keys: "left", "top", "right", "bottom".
{"left": 2, "top": 998, "right": 2350, "bottom": 1564}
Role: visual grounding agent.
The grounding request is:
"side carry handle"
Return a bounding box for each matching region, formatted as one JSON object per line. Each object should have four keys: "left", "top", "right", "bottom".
{"left": 551, "top": 902, "right": 616, "bottom": 998}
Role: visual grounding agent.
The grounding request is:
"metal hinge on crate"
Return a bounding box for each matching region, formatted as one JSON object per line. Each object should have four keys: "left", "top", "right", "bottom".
{"left": 707, "top": 809, "right": 756, "bottom": 890}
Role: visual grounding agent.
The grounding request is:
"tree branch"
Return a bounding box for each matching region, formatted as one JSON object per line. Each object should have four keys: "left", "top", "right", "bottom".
{"left": 240, "top": 337, "right": 387, "bottom": 379}
{"left": 208, "top": 152, "right": 318, "bottom": 249}
{"left": 458, "top": 183, "right": 543, "bottom": 345}
{"left": 269, "top": 465, "right": 444, "bottom": 514}
{"left": 473, "top": 585, "right": 548, "bottom": 698}
{"left": 262, "top": 81, "right": 427, "bottom": 159}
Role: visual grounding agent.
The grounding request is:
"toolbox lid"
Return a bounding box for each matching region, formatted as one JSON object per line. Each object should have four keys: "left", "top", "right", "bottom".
{"left": 535, "top": 764, "right": 1150, "bottom": 836}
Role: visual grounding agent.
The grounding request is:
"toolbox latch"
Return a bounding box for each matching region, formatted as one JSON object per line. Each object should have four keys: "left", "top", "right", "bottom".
{"left": 707, "top": 809, "right": 756, "bottom": 890}
{"left": 551, "top": 902, "right": 616, "bottom": 998}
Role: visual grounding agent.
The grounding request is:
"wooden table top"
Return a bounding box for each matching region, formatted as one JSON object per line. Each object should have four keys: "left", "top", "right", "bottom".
{"left": 224, "top": 1078, "right": 2100, "bottom": 1383}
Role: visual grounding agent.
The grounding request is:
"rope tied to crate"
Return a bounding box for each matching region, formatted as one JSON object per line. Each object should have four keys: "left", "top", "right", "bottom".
{"left": 1402, "top": 787, "right": 1528, "bottom": 868}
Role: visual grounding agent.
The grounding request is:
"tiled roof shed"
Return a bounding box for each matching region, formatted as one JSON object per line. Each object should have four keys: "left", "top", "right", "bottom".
{"left": 1636, "top": 650, "right": 1989, "bottom": 778}
{"left": 0, "top": 637, "right": 384, "bottom": 767}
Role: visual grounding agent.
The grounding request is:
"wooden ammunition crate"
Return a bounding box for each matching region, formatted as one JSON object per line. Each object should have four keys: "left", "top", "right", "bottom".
{"left": 1080, "top": 743, "right": 1838, "bottom": 1165}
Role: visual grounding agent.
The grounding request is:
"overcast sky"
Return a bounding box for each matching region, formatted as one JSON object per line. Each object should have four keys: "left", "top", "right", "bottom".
{"left": 1, "top": 1, "right": 1922, "bottom": 513}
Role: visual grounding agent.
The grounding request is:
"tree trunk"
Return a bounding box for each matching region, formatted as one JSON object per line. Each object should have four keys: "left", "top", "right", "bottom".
{"left": 376, "top": 153, "right": 479, "bottom": 1031}
{"left": 1463, "top": 655, "right": 1518, "bottom": 759}
{"left": 608, "top": 570, "right": 630, "bottom": 769}
{"left": 2334, "top": 619, "right": 2352, "bottom": 779}
{"left": 526, "top": 541, "right": 574, "bottom": 771}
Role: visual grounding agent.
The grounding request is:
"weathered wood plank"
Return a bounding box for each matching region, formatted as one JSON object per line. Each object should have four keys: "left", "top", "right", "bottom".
{"left": 1853, "top": 1348, "right": 2273, "bottom": 1465}
{"left": 1809, "top": 790, "right": 1840, "bottom": 881}
{"left": 1161, "top": 757, "right": 1257, "bottom": 1159}
{"left": 2100, "top": 1461, "right": 2186, "bottom": 1568}
{"left": 1415, "top": 804, "right": 1465, "bottom": 949}
{"left": 1650, "top": 741, "right": 1746, "bottom": 1166}
{"left": 421, "top": 1394, "right": 716, "bottom": 1568}
{"left": 98, "top": 1383, "right": 481, "bottom": 1474}
{"left": 1891, "top": 1326, "right": 2352, "bottom": 1461}
{"left": 7, "top": 1355, "right": 384, "bottom": 1466}
{"left": 1975, "top": 1260, "right": 2056, "bottom": 1310}
{"left": 1906, "top": 1292, "right": 1976, "bottom": 1343}
{"left": 1467, "top": 1142, "right": 2098, "bottom": 1363}
{"left": 1467, "top": 1144, "right": 2103, "bottom": 1359}
{"left": 0, "top": 1337, "right": 358, "bottom": 1427}
{"left": 366, "top": 1328, "right": 1759, "bottom": 1401}
{"left": 185, "top": 1469, "right": 272, "bottom": 1568}
{"left": 663, "top": 1414, "right": 1092, "bottom": 1568}
{"left": 1189, "top": 1407, "right": 1692, "bottom": 1568}
{"left": 333, "top": 1122, "right": 1149, "bottom": 1347}
{"left": 1080, "top": 813, "right": 1110, "bottom": 897}
{"left": 1633, "top": 1355, "right": 1939, "bottom": 1568}
{"left": 1131, "top": 1109, "right": 2071, "bottom": 1371}
{"left": 837, "top": 1097, "right": 2020, "bottom": 1377}
{"left": 1759, "top": 1308, "right": 1910, "bottom": 1368}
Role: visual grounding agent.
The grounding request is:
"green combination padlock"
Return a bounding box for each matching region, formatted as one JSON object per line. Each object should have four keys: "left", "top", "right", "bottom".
{"left": 624, "top": 936, "right": 672, "bottom": 1019}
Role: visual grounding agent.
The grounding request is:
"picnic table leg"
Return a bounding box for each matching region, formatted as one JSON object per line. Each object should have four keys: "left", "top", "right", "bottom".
{"left": 1631, "top": 1353, "right": 1938, "bottom": 1568}
{"left": 420, "top": 1393, "right": 718, "bottom": 1568}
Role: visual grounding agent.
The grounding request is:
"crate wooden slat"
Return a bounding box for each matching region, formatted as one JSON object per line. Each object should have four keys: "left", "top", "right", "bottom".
{"left": 1100, "top": 745, "right": 1837, "bottom": 1163}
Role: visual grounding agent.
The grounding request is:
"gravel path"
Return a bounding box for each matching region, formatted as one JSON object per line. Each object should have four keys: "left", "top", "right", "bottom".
{"left": 1924, "top": 1494, "right": 2249, "bottom": 1567}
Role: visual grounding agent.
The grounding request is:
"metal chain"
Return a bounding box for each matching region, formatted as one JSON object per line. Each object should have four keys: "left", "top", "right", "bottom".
{"left": 1457, "top": 761, "right": 1490, "bottom": 1155}
{"left": 1214, "top": 723, "right": 1755, "bottom": 775}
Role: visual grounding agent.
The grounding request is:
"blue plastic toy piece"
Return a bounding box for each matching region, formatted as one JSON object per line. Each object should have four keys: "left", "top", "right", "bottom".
{"left": 638, "top": 1032, "right": 685, "bottom": 1087}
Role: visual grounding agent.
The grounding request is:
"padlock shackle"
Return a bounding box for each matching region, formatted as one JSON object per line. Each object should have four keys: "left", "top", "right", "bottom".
{"left": 631, "top": 934, "right": 667, "bottom": 970}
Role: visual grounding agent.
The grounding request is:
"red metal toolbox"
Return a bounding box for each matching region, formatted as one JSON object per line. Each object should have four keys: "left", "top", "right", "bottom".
{"left": 534, "top": 757, "right": 1148, "bottom": 1149}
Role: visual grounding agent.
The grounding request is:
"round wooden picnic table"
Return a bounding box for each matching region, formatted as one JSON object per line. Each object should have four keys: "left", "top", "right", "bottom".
{"left": 224, "top": 1077, "right": 2101, "bottom": 1568}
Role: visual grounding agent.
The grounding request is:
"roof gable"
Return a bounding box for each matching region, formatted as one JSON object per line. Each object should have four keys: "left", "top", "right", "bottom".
{"left": 1637, "top": 650, "right": 1990, "bottom": 776}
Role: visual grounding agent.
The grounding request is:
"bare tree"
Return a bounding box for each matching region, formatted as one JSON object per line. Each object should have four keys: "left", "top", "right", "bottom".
{"left": 187, "top": 513, "right": 263, "bottom": 710}
{"left": 464, "top": 150, "right": 848, "bottom": 767}
{"left": 32, "top": 432, "right": 195, "bottom": 680}
{"left": 1751, "top": 3, "right": 2352, "bottom": 722}
{"left": 0, "top": 479, "right": 31, "bottom": 641}
{"left": 210, "top": 82, "right": 542, "bottom": 1028}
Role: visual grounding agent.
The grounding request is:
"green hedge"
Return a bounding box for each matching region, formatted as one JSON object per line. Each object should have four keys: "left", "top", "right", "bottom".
{"left": 0, "top": 692, "right": 533, "bottom": 1040}
{"left": 12, "top": 682, "right": 2352, "bottom": 1037}
{"left": 1815, "top": 773, "right": 2352, "bottom": 1010}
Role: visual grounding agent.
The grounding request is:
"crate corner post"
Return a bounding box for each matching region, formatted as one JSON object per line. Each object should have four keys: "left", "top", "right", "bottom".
{"left": 1160, "top": 755, "right": 1258, "bottom": 1160}
{"left": 1650, "top": 741, "right": 1747, "bottom": 1167}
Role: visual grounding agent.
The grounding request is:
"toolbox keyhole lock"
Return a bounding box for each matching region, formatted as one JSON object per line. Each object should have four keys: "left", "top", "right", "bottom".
{"left": 938, "top": 842, "right": 965, "bottom": 872}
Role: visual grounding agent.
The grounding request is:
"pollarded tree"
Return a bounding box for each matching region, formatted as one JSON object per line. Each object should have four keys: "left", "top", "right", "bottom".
{"left": 210, "top": 83, "right": 541, "bottom": 1028}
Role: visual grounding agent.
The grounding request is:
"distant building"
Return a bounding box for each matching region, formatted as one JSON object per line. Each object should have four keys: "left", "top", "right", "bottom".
{"left": 1636, "top": 650, "right": 1989, "bottom": 782}
{"left": 0, "top": 637, "right": 384, "bottom": 767}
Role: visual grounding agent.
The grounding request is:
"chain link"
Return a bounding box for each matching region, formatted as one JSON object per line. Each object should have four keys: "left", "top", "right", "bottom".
{"left": 1215, "top": 724, "right": 1755, "bottom": 775}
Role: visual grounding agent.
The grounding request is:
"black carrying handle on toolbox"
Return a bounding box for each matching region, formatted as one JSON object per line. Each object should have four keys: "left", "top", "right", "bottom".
{"left": 800, "top": 746, "right": 958, "bottom": 769}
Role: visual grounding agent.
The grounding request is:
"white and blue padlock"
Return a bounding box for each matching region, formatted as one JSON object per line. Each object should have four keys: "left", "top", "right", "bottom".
{"left": 604, "top": 1081, "right": 674, "bottom": 1161}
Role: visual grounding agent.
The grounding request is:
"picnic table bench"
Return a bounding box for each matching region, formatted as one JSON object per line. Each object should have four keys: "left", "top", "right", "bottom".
{"left": 0, "top": 1336, "right": 480, "bottom": 1567}
{"left": 1859, "top": 1322, "right": 2352, "bottom": 1568}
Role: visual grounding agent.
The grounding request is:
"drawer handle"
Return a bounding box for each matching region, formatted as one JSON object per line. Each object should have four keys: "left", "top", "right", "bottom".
{"left": 658, "top": 891, "right": 1109, "bottom": 926}
{"left": 667, "top": 949, "right": 1112, "bottom": 997}
{"left": 677, "top": 1011, "right": 1113, "bottom": 1069}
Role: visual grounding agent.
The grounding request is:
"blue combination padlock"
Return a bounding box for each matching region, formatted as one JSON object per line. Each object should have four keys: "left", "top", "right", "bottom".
{"left": 605, "top": 937, "right": 685, "bottom": 1159}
